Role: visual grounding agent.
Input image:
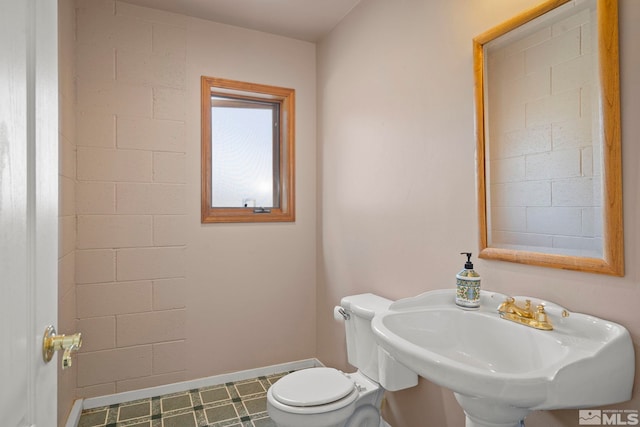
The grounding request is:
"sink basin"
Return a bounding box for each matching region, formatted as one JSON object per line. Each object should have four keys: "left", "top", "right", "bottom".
{"left": 371, "top": 289, "right": 635, "bottom": 427}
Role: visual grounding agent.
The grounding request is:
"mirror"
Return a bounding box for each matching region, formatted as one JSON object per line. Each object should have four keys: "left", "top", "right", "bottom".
{"left": 474, "top": 0, "right": 623, "bottom": 275}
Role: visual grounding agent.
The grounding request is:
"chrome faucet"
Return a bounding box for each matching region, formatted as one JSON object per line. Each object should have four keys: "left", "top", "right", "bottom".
{"left": 497, "top": 297, "right": 553, "bottom": 331}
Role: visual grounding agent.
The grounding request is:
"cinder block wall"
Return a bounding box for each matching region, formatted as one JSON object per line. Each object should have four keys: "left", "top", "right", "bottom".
{"left": 69, "top": 0, "right": 317, "bottom": 401}
{"left": 73, "top": 0, "right": 189, "bottom": 396}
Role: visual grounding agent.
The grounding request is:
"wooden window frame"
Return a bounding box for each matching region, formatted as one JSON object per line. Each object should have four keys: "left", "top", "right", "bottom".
{"left": 201, "top": 76, "right": 295, "bottom": 223}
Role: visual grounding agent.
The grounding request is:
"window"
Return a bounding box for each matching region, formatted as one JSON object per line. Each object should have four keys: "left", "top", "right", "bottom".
{"left": 201, "top": 76, "right": 295, "bottom": 223}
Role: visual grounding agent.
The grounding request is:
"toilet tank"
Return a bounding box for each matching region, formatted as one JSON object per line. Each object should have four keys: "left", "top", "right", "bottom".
{"left": 340, "top": 293, "right": 392, "bottom": 382}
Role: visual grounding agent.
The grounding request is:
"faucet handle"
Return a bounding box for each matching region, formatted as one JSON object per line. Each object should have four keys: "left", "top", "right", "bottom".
{"left": 535, "top": 305, "right": 548, "bottom": 323}
{"left": 497, "top": 296, "right": 514, "bottom": 312}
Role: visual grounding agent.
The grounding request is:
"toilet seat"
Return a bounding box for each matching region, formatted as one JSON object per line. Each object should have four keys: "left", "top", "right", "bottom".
{"left": 271, "top": 368, "right": 356, "bottom": 407}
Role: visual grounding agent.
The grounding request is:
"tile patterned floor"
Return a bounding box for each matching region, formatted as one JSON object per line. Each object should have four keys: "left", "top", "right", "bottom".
{"left": 78, "top": 372, "right": 289, "bottom": 427}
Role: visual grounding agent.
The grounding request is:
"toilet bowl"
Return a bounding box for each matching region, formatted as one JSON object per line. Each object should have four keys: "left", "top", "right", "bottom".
{"left": 267, "top": 367, "right": 383, "bottom": 427}
{"left": 267, "top": 294, "right": 417, "bottom": 427}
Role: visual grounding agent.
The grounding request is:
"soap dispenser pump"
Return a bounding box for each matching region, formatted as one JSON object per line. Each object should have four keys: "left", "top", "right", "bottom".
{"left": 455, "top": 252, "right": 480, "bottom": 309}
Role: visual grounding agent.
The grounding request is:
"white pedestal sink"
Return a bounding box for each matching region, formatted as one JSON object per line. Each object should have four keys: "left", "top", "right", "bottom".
{"left": 371, "top": 289, "right": 635, "bottom": 427}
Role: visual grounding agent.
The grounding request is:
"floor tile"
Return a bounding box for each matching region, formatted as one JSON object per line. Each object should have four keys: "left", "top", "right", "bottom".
{"left": 200, "top": 387, "right": 230, "bottom": 404}
{"left": 78, "top": 410, "right": 108, "bottom": 427}
{"left": 162, "top": 412, "right": 196, "bottom": 427}
{"left": 252, "top": 417, "right": 276, "bottom": 427}
{"left": 161, "top": 394, "right": 192, "bottom": 412}
{"left": 118, "top": 402, "right": 151, "bottom": 421}
{"left": 205, "top": 403, "right": 238, "bottom": 423}
{"left": 243, "top": 397, "right": 266, "bottom": 415}
{"left": 78, "top": 371, "right": 291, "bottom": 427}
{"left": 235, "top": 381, "right": 265, "bottom": 397}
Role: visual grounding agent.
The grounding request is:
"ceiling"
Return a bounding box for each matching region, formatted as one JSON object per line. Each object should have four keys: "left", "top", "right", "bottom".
{"left": 120, "top": 0, "right": 362, "bottom": 42}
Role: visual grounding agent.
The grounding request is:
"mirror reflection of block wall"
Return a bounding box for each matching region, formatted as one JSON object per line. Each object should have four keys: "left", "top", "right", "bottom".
{"left": 484, "top": 2, "right": 602, "bottom": 258}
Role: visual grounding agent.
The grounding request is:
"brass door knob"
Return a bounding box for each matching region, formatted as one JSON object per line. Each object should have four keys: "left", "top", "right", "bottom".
{"left": 42, "top": 325, "right": 82, "bottom": 369}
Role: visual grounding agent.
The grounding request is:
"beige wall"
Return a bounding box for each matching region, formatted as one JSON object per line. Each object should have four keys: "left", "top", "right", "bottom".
{"left": 67, "top": 0, "right": 316, "bottom": 402}
{"left": 183, "top": 15, "right": 317, "bottom": 379}
{"left": 317, "top": 0, "right": 640, "bottom": 426}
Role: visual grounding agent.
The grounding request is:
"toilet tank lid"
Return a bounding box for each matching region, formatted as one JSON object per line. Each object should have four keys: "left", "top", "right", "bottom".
{"left": 271, "top": 368, "right": 355, "bottom": 407}
{"left": 340, "top": 293, "right": 392, "bottom": 320}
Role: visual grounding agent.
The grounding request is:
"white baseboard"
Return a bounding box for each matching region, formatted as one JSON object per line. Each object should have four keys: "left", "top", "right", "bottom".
{"left": 76, "top": 358, "right": 322, "bottom": 413}
{"left": 64, "top": 399, "right": 83, "bottom": 427}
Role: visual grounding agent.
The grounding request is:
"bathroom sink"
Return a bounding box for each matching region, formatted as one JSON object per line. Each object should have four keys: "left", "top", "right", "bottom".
{"left": 371, "top": 289, "right": 635, "bottom": 427}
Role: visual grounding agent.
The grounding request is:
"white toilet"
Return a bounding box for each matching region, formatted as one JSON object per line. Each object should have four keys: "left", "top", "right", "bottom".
{"left": 267, "top": 294, "right": 417, "bottom": 427}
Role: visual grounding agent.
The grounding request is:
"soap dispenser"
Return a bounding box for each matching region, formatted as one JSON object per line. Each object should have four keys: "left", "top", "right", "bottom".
{"left": 456, "top": 252, "right": 480, "bottom": 309}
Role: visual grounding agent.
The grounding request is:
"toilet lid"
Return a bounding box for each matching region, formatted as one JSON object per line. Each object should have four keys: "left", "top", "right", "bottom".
{"left": 271, "top": 368, "right": 355, "bottom": 407}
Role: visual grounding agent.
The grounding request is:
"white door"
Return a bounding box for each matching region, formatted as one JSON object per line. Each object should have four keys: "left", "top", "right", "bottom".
{"left": 0, "top": 0, "right": 59, "bottom": 426}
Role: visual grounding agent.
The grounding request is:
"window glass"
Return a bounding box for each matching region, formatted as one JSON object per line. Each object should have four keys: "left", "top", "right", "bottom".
{"left": 211, "top": 96, "right": 279, "bottom": 208}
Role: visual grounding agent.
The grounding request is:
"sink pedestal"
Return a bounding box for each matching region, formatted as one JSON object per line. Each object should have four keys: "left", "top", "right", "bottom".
{"left": 455, "top": 394, "right": 529, "bottom": 427}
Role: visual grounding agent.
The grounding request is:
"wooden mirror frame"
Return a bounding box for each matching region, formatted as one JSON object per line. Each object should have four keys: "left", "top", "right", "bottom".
{"left": 473, "top": 0, "right": 623, "bottom": 275}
